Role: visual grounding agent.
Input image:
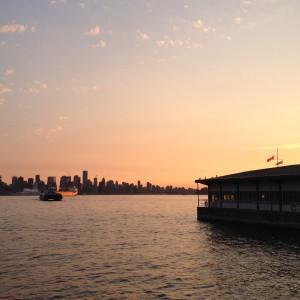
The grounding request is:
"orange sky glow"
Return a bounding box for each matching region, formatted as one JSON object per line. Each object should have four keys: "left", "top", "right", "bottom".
{"left": 1, "top": 0, "right": 300, "bottom": 187}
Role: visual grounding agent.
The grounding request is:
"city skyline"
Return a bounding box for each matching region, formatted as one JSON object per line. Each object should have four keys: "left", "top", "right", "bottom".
{"left": 0, "top": 169, "right": 197, "bottom": 195}
{"left": 1, "top": 1, "right": 300, "bottom": 187}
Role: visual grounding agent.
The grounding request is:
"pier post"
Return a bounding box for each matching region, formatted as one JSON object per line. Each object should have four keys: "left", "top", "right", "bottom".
{"left": 220, "top": 182, "right": 223, "bottom": 208}
{"left": 270, "top": 191, "right": 273, "bottom": 212}
{"left": 236, "top": 182, "right": 240, "bottom": 209}
{"left": 256, "top": 181, "right": 260, "bottom": 210}
{"left": 279, "top": 181, "right": 283, "bottom": 213}
{"left": 208, "top": 184, "right": 211, "bottom": 208}
{"left": 197, "top": 182, "right": 200, "bottom": 207}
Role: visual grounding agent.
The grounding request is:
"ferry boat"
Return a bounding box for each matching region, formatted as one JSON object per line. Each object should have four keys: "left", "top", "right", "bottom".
{"left": 39, "top": 189, "right": 63, "bottom": 201}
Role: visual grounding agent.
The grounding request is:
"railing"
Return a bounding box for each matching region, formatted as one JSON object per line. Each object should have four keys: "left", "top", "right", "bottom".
{"left": 197, "top": 200, "right": 208, "bottom": 208}
{"left": 207, "top": 200, "right": 300, "bottom": 213}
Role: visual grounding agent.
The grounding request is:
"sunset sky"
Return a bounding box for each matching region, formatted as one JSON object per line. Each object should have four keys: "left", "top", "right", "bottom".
{"left": 1, "top": 0, "right": 300, "bottom": 187}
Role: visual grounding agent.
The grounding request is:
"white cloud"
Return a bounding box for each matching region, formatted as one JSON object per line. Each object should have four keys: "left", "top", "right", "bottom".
{"left": 49, "top": 125, "right": 63, "bottom": 134}
{"left": 85, "top": 25, "right": 101, "bottom": 36}
{"left": 91, "top": 40, "right": 106, "bottom": 48}
{"left": 156, "top": 40, "right": 167, "bottom": 47}
{"left": 203, "top": 27, "right": 216, "bottom": 33}
{"left": 193, "top": 19, "right": 203, "bottom": 29}
{"left": 79, "top": 2, "right": 86, "bottom": 8}
{"left": 4, "top": 69, "right": 15, "bottom": 76}
{"left": 0, "top": 24, "right": 28, "bottom": 34}
{"left": 234, "top": 17, "right": 242, "bottom": 24}
{"left": 263, "top": 0, "right": 284, "bottom": 3}
{"left": 137, "top": 31, "right": 150, "bottom": 40}
{"left": 35, "top": 125, "right": 63, "bottom": 138}
{"left": 0, "top": 83, "right": 12, "bottom": 95}
{"left": 193, "top": 19, "right": 216, "bottom": 33}
{"left": 156, "top": 37, "right": 201, "bottom": 49}
{"left": 71, "top": 84, "right": 100, "bottom": 93}
{"left": 27, "top": 81, "right": 47, "bottom": 94}
{"left": 0, "top": 98, "right": 6, "bottom": 105}
{"left": 49, "top": 0, "right": 67, "bottom": 7}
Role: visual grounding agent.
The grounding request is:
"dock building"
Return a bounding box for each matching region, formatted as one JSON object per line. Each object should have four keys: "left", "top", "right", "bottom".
{"left": 196, "top": 165, "right": 300, "bottom": 229}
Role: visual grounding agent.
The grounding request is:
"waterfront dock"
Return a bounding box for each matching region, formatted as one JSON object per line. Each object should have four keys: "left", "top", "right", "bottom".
{"left": 196, "top": 165, "right": 300, "bottom": 229}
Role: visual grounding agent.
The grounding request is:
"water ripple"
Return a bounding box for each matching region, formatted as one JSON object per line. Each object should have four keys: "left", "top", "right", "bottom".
{"left": 0, "top": 195, "right": 299, "bottom": 299}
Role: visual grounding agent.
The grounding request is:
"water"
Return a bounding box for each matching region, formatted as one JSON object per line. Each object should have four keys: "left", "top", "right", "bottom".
{"left": 0, "top": 195, "right": 299, "bottom": 299}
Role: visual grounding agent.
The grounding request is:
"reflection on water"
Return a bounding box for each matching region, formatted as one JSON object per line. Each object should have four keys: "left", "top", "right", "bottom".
{"left": 0, "top": 195, "right": 299, "bottom": 299}
{"left": 208, "top": 221, "right": 300, "bottom": 247}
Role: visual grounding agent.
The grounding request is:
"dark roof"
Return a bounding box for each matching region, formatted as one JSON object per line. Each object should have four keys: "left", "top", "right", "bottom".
{"left": 195, "top": 164, "right": 300, "bottom": 185}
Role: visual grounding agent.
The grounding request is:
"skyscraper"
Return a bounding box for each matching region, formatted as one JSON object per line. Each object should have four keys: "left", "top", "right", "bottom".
{"left": 35, "top": 175, "right": 40, "bottom": 184}
{"left": 93, "top": 177, "right": 98, "bottom": 193}
{"left": 47, "top": 176, "right": 57, "bottom": 189}
{"left": 28, "top": 178, "right": 34, "bottom": 189}
{"left": 11, "top": 176, "right": 18, "bottom": 192}
{"left": 73, "top": 175, "right": 81, "bottom": 190}
{"left": 82, "top": 170, "right": 88, "bottom": 192}
{"left": 17, "top": 177, "right": 24, "bottom": 192}
{"left": 60, "top": 176, "right": 71, "bottom": 190}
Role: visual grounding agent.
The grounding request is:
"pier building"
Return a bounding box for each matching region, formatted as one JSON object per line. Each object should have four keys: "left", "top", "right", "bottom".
{"left": 196, "top": 165, "right": 300, "bottom": 229}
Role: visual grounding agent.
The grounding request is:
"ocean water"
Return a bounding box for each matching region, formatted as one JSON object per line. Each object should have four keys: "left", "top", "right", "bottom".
{"left": 0, "top": 195, "right": 299, "bottom": 300}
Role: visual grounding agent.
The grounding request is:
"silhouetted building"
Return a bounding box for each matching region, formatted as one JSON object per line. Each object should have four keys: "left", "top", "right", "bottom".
{"left": 11, "top": 176, "right": 18, "bottom": 192}
{"left": 73, "top": 175, "right": 81, "bottom": 190}
{"left": 35, "top": 175, "right": 41, "bottom": 184}
{"left": 17, "top": 176, "right": 24, "bottom": 192}
{"left": 2, "top": 170, "right": 195, "bottom": 195}
{"left": 196, "top": 165, "right": 300, "bottom": 228}
{"left": 196, "top": 164, "right": 300, "bottom": 212}
{"left": 87, "top": 179, "right": 93, "bottom": 192}
{"left": 98, "top": 178, "right": 105, "bottom": 193}
{"left": 146, "top": 182, "right": 152, "bottom": 193}
{"left": 60, "top": 176, "right": 71, "bottom": 190}
{"left": 93, "top": 177, "right": 98, "bottom": 193}
{"left": 82, "top": 170, "right": 88, "bottom": 192}
{"left": 28, "top": 178, "right": 34, "bottom": 189}
{"left": 47, "top": 176, "right": 57, "bottom": 189}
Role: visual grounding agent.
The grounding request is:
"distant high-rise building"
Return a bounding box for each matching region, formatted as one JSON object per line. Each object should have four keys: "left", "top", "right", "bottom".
{"left": 35, "top": 175, "right": 40, "bottom": 183}
{"left": 98, "top": 177, "right": 105, "bottom": 193}
{"left": 47, "top": 176, "right": 57, "bottom": 189}
{"left": 11, "top": 176, "right": 18, "bottom": 192}
{"left": 60, "top": 176, "right": 71, "bottom": 190}
{"left": 34, "top": 175, "right": 43, "bottom": 191}
{"left": 73, "top": 175, "right": 81, "bottom": 190}
{"left": 82, "top": 170, "right": 88, "bottom": 192}
{"left": 137, "top": 180, "right": 142, "bottom": 192}
{"left": 28, "top": 178, "right": 34, "bottom": 189}
{"left": 93, "top": 177, "right": 98, "bottom": 193}
{"left": 17, "top": 176, "right": 24, "bottom": 192}
{"left": 146, "top": 182, "right": 152, "bottom": 193}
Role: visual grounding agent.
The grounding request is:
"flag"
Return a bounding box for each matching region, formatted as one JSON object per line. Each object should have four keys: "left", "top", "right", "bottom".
{"left": 267, "top": 155, "right": 274, "bottom": 162}
{"left": 276, "top": 160, "right": 283, "bottom": 166}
